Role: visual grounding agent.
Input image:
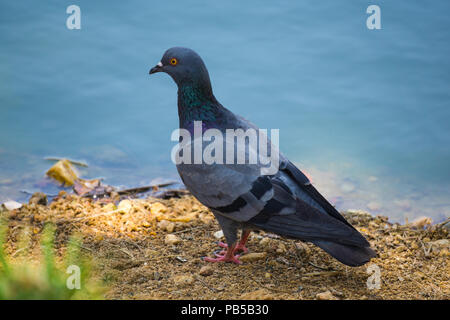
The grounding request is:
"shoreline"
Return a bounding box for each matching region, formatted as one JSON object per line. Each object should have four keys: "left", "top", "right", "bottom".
{"left": 1, "top": 190, "right": 448, "bottom": 299}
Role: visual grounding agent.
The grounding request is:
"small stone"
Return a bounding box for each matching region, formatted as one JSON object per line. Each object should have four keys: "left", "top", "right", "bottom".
{"left": 29, "top": 192, "right": 47, "bottom": 206}
{"left": 199, "top": 213, "right": 214, "bottom": 224}
{"left": 259, "top": 237, "right": 271, "bottom": 247}
{"left": 213, "top": 230, "right": 224, "bottom": 239}
{"left": 239, "top": 252, "right": 266, "bottom": 262}
{"left": 157, "top": 220, "right": 175, "bottom": 232}
{"left": 429, "top": 239, "right": 449, "bottom": 253}
{"left": 239, "top": 289, "right": 274, "bottom": 300}
{"left": 166, "top": 222, "right": 175, "bottom": 233}
{"left": 199, "top": 265, "right": 213, "bottom": 276}
{"left": 118, "top": 200, "right": 133, "bottom": 214}
{"left": 410, "top": 216, "right": 432, "bottom": 229}
{"left": 158, "top": 220, "right": 170, "bottom": 230}
{"left": 439, "top": 248, "right": 449, "bottom": 257}
{"left": 165, "top": 234, "right": 181, "bottom": 245}
{"left": 316, "top": 290, "right": 338, "bottom": 300}
{"left": 295, "top": 242, "right": 310, "bottom": 256}
{"left": 173, "top": 274, "right": 194, "bottom": 287}
{"left": 276, "top": 243, "right": 287, "bottom": 254}
{"left": 216, "top": 285, "right": 225, "bottom": 291}
{"left": 2, "top": 201, "right": 22, "bottom": 211}
{"left": 150, "top": 202, "right": 167, "bottom": 215}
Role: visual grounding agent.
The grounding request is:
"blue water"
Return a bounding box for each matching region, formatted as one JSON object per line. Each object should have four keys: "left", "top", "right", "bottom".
{"left": 1, "top": 1, "right": 449, "bottom": 223}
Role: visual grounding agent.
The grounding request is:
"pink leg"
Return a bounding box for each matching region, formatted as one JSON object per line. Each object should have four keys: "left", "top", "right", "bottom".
{"left": 217, "top": 230, "right": 251, "bottom": 254}
{"left": 203, "top": 242, "right": 242, "bottom": 264}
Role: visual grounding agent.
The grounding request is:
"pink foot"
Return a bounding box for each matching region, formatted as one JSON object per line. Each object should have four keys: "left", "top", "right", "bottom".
{"left": 203, "top": 254, "right": 242, "bottom": 264}
{"left": 217, "top": 241, "right": 249, "bottom": 254}
{"left": 203, "top": 243, "right": 242, "bottom": 264}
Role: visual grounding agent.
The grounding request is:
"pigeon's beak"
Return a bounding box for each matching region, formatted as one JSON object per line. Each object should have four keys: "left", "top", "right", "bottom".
{"left": 149, "top": 62, "right": 163, "bottom": 75}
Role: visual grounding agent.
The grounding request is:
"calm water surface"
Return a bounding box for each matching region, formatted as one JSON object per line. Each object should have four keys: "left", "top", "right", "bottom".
{"left": 1, "top": 1, "right": 449, "bottom": 223}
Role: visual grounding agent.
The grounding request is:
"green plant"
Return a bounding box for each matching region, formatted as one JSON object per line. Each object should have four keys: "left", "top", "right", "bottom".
{"left": 0, "top": 221, "right": 104, "bottom": 299}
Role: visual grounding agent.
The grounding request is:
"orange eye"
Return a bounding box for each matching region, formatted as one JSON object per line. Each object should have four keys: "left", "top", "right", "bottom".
{"left": 170, "top": 58, "right": 178, "bottom": 66}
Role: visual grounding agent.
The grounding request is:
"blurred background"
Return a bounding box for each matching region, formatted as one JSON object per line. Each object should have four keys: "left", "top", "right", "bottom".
{"left": 0, "top": 0, "right": 449, "bottom": 223}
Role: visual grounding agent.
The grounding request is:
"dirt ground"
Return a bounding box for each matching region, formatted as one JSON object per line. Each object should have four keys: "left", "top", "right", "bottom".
{"left": 1, "top": 191, "right": 449, "bottom": 300}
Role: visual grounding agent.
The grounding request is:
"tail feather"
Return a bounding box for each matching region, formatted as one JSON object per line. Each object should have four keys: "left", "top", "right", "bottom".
{"left": 313, "top": 240, "right": 377, "bottom": 267}
{"left": 249, "top": 208, "right": 377, "bottom": 267}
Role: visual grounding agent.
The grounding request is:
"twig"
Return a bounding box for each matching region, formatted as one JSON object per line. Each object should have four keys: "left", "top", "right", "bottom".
{"left": 121, "top": 239, "right": 145, "bottom": 254}
{"left": 117, "top": 182, "right": 177, "bottom": 195}
{"left": 82, "top": 182, "right": 177, "bottom": 198}
{"left": 194, "top": 275, "right": 218, "bottom": 292}
{"left": 308, "top": 261, "right": 335, "bottom": 271}
{"left": 302, "top": 271, "right": 340, "bottom": 277}
{"left": 435, "top": 217, "right": 450, "bottom": 229}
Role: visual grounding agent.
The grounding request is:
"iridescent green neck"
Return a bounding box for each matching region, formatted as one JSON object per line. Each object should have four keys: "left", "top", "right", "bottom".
{"left": 177, "top": 84, "right": 219, "bottom": 126}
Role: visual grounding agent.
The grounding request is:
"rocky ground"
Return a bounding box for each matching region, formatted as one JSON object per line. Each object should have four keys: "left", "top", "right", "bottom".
{"left": 1, "top": 191, "right": 449, "bottom": 300}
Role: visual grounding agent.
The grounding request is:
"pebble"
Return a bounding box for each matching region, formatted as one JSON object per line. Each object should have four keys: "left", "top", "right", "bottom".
{"left": 410, "top": 216, "right": 432, "bottom": 229}
{"left": 2, "top": 201, "right": 22, "bottom": 211}
{"left": 259, "top": 237, "right": 271, "bottom": 247}
{"left": 213, "top": 230, "right": 224, "bottom": 239}
{"left": 295, "top": 242, "right": 310, "bottom": 256}
{"left": 276, "top": 243, "right": 287, "bottom": 254}
{"left": 316, "top": 290, "right": 338, "bottom": 300}
{"left": 239, "top": 252, "right": 266, "bottom": 262}
{"left": 165, "top": 234, "right": 181, "bottom": 245}
{"left": 199, "top": 265, "right": 213, "bottom": 276}
{"left": 29, "top": 192, "right": 47, "bottom": 206}
{"left": 158, "top": 220, "right": 175, "bottom": 233}
{"left": 429, "top": 239, "right": 449, "bottom": 254}
{"left": 173, "top": 274, "right": 194, "bottom": 287}
{"left": 118, "top": 200, "right": 132, "bottom": 214}
{"left": 150, "top": 202, "right": 167, "bottom": 215}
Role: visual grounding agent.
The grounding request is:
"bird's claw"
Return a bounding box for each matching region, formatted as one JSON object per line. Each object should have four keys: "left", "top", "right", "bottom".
{"left": 217, "top": 241, "right": 249, "bottom": 254}
{"left": 203, "top": 254, "right": 242, "bottom": 264}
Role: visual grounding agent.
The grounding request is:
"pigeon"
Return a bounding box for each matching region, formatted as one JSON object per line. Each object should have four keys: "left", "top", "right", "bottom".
{"left": 149, "top": 47, "right": 376, "bottom": 266}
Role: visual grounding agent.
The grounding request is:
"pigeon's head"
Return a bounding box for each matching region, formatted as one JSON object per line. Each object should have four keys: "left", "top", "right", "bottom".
{"left": 149, "top": 47, "right": 212, "bottom": 89}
